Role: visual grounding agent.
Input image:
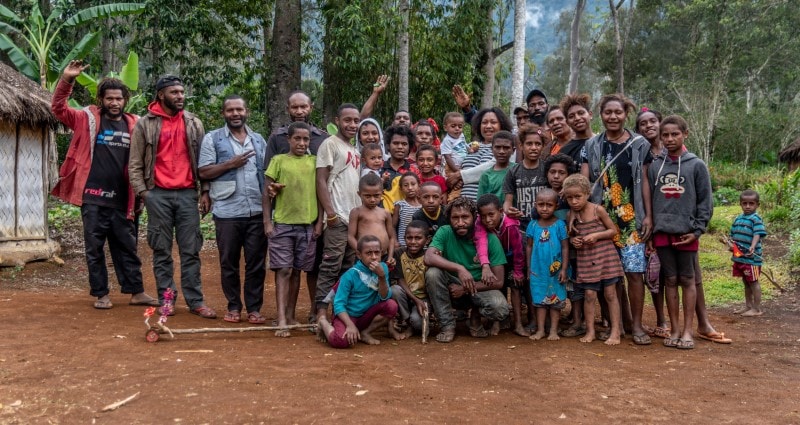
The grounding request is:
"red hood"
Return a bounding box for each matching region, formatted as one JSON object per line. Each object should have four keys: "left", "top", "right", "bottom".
{"left": 148, "top": 101, "right": 184, "bottom": 120}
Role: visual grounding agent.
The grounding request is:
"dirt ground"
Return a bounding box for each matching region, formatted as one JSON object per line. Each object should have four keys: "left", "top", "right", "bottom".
{"left": 1, "top": 234, "right": 800, "bottom": 425}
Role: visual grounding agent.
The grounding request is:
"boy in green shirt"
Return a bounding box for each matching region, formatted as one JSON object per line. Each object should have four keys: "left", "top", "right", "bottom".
{"left": 477, "top": 131, "right": 515, "bottom": 200}
{"left": 264, "top": 122, "right": 323, "bottom": 337}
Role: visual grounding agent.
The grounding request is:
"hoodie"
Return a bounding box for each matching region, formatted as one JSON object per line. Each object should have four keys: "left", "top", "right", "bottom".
{"left": 648, "top": 151, "right": 713, "bottom": 237}
{"left": 355, "top": 118, "right": 388, "bottom": 161}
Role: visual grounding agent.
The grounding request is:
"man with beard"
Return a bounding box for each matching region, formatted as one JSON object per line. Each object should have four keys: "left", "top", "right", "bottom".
{"left": 423, "top": 196, "right": 509, "bottom": 343}
{"left": 51, "top": 60, "right": 159, "bottom": 310}
{"left": 129, "top": 75, "right": 216, "bottom": 319}
{"left": 525, "top": 89, "right": 549, "bottom": 126}
{"left": 198, "top": 96, "right": 268, "bottom": 324}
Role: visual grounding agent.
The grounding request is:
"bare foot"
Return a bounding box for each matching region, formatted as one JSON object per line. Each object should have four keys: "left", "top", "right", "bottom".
{"left": 275, "top": 329, "right": 291, "bottom": 338}
{"left": 388, "top": 321, "right": 409, "bottom": 341}
{"left": 360, "top": 331, "right": 381, "bottom": 345}
{"left": 604, "top": 331, "right": 621, "bottom": 345}
{"left": 513, "top": 325, "right": 531, "bottom": 337}
{"left": 547, "top": 332, "right": 560, "bottom": 341}
{"left": 580, "top": 331, "right": 595, "bottom": 343}
{"left": 490, "top": 321, "right": 501, "bottom": 336}
{"left": 316, "top": 317, "right": 330, "bottom": 343}
{"left": 733, "top": 306, "right": 750, "bottom": 314}
{"left": 529, "top": 330, "right": 545, "bottom": 341}
{"left": 741, "top": 309, "right": 763, "bottom": 317}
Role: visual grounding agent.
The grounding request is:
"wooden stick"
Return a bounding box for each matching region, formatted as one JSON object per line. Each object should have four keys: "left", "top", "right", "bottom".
{"left": 100, "top": 392, "right": 139, "bottom": 412}
{"left": 761, "top": 268, "right": 786, "bottom": 293}
{"left": 160, "top": 323, "right": 316, "bottom": 335}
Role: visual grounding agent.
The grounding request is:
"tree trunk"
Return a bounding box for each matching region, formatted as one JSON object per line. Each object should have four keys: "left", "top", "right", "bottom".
{"left": 609, "top": 0, "right": 624, "bottom": 94}
{"left": 397, "top": 0, "right": 410, "bottom": 112}
{"left": 480, "top": 5, "right": 496, "bottom": 109}
{"left": 322, "top": 2, "right": 343, "bottom": 124}
{"left": 510, "top": 0, "right": 525, "bottom": 118}
{"left": 267, "top": 0, "right": 301, "bottom": 133}
{"left": 568, "top": 0, "right": 586, "bottom": 94}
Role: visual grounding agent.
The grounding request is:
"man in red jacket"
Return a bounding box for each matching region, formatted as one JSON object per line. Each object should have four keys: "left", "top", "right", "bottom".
{"left": 51, "top": 60, "right": 159, "bottom": 310}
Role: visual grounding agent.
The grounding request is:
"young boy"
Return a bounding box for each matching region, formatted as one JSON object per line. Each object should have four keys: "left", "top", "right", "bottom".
{"left": 478, "top": 131, "right": 515, "bottom": 200}
{"left": 729, "top": 189, "right": 767, "bottom": 317}
{"left": 389, "top": 220, "right": 430, "bottom": 339}
{"left": 646, "top": 115, "right": 713, "bottom": 349}
{"left": 361, "top": 143, "right": 384, "bottom": 177}
{"left": 440, "top": 112, "right": 468, "bottom": 173}
{"left": 474, "top": 194, "right": 527, "bottom": 336}
{"left": 317, "top": 235, "right": 398, "bottom": 347}
{"left": 503, "top": 124, "right": 549, "bottom": 232}
{"left": 264, "top": 122, "right": 323, "bottom": 337}
{"left": 348, "top": 173, "right": 397, "bottom": 266}
{"left": 412, "top": 182, "right": 447, "bottom": 237}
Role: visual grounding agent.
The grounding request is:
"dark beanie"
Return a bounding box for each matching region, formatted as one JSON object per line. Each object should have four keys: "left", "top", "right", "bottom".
{"left": 155, "top": 75, "right": 183, "bottom": 92}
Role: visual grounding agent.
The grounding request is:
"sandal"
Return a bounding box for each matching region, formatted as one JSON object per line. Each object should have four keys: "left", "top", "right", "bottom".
{"left": 676, "top": 339, "right": 695, "bottom": 350}
{"left": 697, "top": 331, "right": 732, "bottom": 344}
{"left": 632, "top": 333, "right": 652, "bottom": 345}
{"left": 94, "top": 297, "right": 113, "bottom": 310}
{"left": 560, "top": 325, "right": 586, "bottom": 337}
{"left": 598, "top": 331, "right": 610, "bottom": 341}
{"left": 663, "top": 337, "right": 679, "bottom": 348}
{"left": 652, "top": 326, "right": 671, "bottom": 339}
{"left": 247, "top": 312, "right": 267, "bottom": 324}
{"left": 435, "top": 327, "right": 456, "bottom": 343}
{"left": 468, "top": 324, "right": 489, "bottom": 338}
{"left": 223, "top": 311, "right": 241, "bottom": 323}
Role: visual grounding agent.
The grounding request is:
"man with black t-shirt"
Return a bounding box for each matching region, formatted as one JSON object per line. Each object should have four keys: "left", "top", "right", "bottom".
{"left": 52, "top": 60, "right": 159, "bottom": 310}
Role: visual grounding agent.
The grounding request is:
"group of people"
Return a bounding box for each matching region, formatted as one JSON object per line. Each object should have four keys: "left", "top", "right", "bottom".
{"left": 54, "top": 60, "right": 765, "bottom": 349}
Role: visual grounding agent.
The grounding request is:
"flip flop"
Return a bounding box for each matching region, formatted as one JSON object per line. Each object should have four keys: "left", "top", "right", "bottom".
{"left": 697, "top": 331, "right": 732, "bottom": 344}
{"left": 651, "top": 326, "right": 671, "bottom": 339}
{"left": 632, "top": 333, "right": 652, "bottom": 345}
{"left": 663, "top": 337, "right": 679, "bottom": 348}
{"left": 247, "top": 312, "right": 267, "bottom": 324}
{"left": 469, "top": 324, "right": 489, "bottom": 338}
{"left": 676, "top": 339, "right": 695, "bottom": 350}
{"left": 560, "top": 325, "right": 586, "bottom": 337}
{"left": 94, "top": 298, "right": 113, "bottom": 309}
{"left": 435, "top": 328, "right": 456, "bottom": 343}
{"left": 223, "top": 311, "right": 241, "bottom": 323}
{"left": 129, "top": 293, "right": 161, "bottom": 306}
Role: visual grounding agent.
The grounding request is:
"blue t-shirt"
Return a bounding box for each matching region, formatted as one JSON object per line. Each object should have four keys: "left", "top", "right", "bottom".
{"left": 730, "top": 212, "right": 767, "bottom": 266}
{"left": 333, "top": 261, "right": 392, "bottom": 317}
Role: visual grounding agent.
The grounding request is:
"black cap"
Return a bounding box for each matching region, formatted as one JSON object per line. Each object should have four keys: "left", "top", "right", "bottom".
{"left": 155, "top": 75, "right": 183, "bottom": 92}
{"left": 525, "top": 89, "right": 547, "bottom": 105}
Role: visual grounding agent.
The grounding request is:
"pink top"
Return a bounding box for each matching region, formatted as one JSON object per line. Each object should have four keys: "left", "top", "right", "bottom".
{"left": 474, "top": 214, "right": 524, "bottom": 279}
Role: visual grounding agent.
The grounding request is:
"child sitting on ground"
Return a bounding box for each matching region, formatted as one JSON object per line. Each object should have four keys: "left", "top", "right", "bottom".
{"left": 729, "top": 189, "right": 767, "bottom": 317}
{"left": 393, "top": 173, "right": 422, "bottom": 248}
{"left": 563, "top": 174, "right": 624, "bottom": 346}
{"left": 412, "top": 182, "right": 447, "bottom": 238}
{"left": 474, "top": 194, "right": 527, "bottom": 336}
{"left": 526, "top": 189, "right": 569, "bottom": 341}
{"left": 361, "top": 143, "right": 384, "bottom": 178}
{"left": 317, "top": 235, "right": 398, "bottom": 348}
{"left": 389, "top": 220, "right": 430, "bottom": 340}
{"left": 349, "top": 173, "right": 396, "bottom": 267}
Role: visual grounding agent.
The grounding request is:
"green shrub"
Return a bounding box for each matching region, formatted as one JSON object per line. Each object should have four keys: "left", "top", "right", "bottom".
{"left": 713, "top": 186, "right": 740, "bottom": 206}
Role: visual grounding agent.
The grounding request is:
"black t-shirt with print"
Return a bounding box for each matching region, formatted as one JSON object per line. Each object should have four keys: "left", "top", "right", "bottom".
{"left": 82, "top": 117, "right": 130, "bottom": 210}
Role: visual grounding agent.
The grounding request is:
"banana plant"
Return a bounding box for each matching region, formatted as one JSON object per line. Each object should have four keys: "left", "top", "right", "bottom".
{"left": 0, "top": 1, "right": 145, "bottom": 88}
{"left": 67, "top": 50, "right": 146, "bottom": 114}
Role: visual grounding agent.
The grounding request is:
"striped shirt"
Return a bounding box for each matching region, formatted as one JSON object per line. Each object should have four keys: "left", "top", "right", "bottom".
{"left": 731, "top": 212, "right": 767, "bottom": 266}
{"left": 572, "top": 207, "right": 624, "bottom": 283}
{"left": 395, "top": 200, "right": 422, "bottom": 247}
{"left": 460, "top": 143, "right": 494, "bottom": 200}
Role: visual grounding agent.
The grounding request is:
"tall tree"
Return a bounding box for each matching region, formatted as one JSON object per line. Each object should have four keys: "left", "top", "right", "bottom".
{"left": 608, "top": 0, "right": 625, "bottom": 94}
{"left": 267, "top": 0, "right": 301, "bottom": 131}
{"left": 568, "top": 0, "right": 587, "bottom": 93}
{"left": 397, "top": 0, "right": 410, "bottom": 112}
{"left": 510, "top": 0, "right": 525, "bottom": 114}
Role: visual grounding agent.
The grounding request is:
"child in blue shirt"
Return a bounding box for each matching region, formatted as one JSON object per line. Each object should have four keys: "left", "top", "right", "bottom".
{"left": 729, "top": 189, "right": 767, "bottom": 317}
{"left": 317, "top": 235, "right": 398, "bottom": 348}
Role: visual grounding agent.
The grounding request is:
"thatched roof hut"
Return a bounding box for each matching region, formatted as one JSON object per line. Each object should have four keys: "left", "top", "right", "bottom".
{"left": 779, "top": 137, "right": 800, "bottom": 172}
{"left": 0, "top": 62, "right": 61, "bottom": 266}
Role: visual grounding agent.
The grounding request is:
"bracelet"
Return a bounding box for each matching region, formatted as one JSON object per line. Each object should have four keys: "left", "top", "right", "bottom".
{"left": 326, "top": 215, "right": 338, "bottom": 222}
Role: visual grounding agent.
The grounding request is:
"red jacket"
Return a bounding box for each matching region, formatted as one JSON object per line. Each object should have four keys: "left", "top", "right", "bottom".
{"left": 50, "top": 79, "right": 139, "bottom": 219}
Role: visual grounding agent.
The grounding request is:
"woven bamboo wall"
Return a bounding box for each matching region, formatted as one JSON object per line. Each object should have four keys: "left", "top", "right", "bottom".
{"left": 0, "top": 121, "right": 47, "bottom": 240}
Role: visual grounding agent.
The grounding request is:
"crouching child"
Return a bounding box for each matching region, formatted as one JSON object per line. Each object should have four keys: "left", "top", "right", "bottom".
{"left": 389, "top": 220, "right": 430, "bottom": 340}
{"left": 318, "top": 235, "right": 398, "bottom": 348}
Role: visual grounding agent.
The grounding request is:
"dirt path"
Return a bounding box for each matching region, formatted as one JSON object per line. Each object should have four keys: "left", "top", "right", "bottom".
{"left": 1, "top": 241, "right": 800, "bottom": 424}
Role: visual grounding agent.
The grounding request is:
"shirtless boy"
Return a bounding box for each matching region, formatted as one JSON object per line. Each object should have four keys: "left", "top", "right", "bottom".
{"left": 348, "top": 173, "right": 397, "bottom": 267}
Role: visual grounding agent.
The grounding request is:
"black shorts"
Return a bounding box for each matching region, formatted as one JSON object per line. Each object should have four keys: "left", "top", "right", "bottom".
{"left": 656, "top": 247, "right": 696, "bottom": 279}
